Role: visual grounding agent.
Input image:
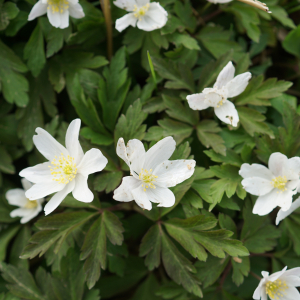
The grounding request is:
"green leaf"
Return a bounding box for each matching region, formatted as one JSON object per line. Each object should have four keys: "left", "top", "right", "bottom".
{"left": 80, "top": 127, "right": 114, "bottom": 146}
{"left": 23, "top": 24, "right": 46, "bottom": 77}
{"left": 20, "top": 211, "right": 96, "bottom": 259}
{"left": 46, "top": 27, "right": 64, "bottom": 58}
{"left": 168, "top": 33, "right": 200, "bottom": 50}
{"left": 94, "top": 171, "right": 123, "bottom": 193}
{"left": 115, "top": 99, "right": 148, "bottom": 143}
{"left": 131, "top": 274, "right": 162, "bottom": 300}
{"left": 231, "top": 256, "right": 250, "bottom": 286}
{"left": 5, "top": 11, "right": 27, "bottom": 36}
{"left": 151, "top": 57, "right": 195, "bottom": 92}
{"left": 0, "top": 39, "right": 28, "bottom": 106}
{"left": 0, "top": 263, "right": 45, "bottom": 300}
{"left": 0, "top": 225, "right": 20, "bottom": 261}
{"left": 174, "top": 0, "right": 197, "bottom": 31}
{"left": 282, "top": 25, "right": 300, "bottom": 58}
{"left": 235, "top": 75, "right": 293, "bottom": 106}
{"left": 204, "top": 149, "right": 243, "bottom": 167}
{"left": 0, "top": 146, "right": 15, "bottom": 174}
{"left": 0, "top": 1, "right": 19, "bottom": 30}
{"left": 269, "top": 5, "right": 295, "bottom": 29}
{"left": 161, "top": 230, "right": 202, "bottom": 297}
{"left": 237, "top": 106, "right": 274, "bottom": 138}
{"left": 196, "top": 120, "right": 226, "bottom": 155}
{"left": 139, "top": 224, "right": 162, "bottom": 271}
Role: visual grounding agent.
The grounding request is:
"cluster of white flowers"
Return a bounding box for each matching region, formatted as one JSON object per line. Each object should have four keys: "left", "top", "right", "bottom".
{"left": 6, "top": 119, "right": 195, "bottom": 222}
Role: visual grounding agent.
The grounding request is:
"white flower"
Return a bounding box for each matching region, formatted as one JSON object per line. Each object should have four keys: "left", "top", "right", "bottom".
{"left": 239, "top": 152, "right": 300, "bottom": 216}
{"left": 28, "top": 0, "right": 85, "bottom": 29}
{"left": 253, "top": 266, "right": 300, "bottom": 300}
{"left": 113, "top": 137, "right": 195, "bottom": 210}
{"left": 207, "top": 0, "right": 232, "bottom": 3}
{"left": 187, "top": 61, "right": 251, "bottom": 127}
{"left": 19, "top": 119, "right": 108, "bottom": 216}
{"left": 6, "top": 179, "right": 44, "bottom": 224}
{"left": 114, "top": 0, "right": 168, "bottom": 32}
{"left": 276, "top": 196, "right": 300, "bottom": 225}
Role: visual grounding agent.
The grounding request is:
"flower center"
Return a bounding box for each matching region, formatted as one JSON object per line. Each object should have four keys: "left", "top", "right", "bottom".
{"left": 271, "top": 176, "right": 287, "bottom": 192}
{"left": 25, "top": 199, "right": 38, "bottom": 209}
{"left": 133, "top": 4, "right": 150, "bottom": 20}
{"left": 49, "top": 153, "right": 77, "bottom": 184}
{"left": 139, "top": 169, "right": 158, "bottom": 191}
{"left": 47, "top": 0, "right": 69, "bottom": 14}
{"left": 266, "top": 279, "right": 288, "bottom": 299}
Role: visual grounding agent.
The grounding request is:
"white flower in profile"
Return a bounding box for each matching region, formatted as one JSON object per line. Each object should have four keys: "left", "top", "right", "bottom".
{"left": 253, "top": 266, "right": 300, "bottom": 300}
{"left": 239, "top": 152, "right": 300, "bottom": 216}
{"left": 207, "top": 0, "right": 232, "bottom": 3}
{"left": 114, "top": 0, "right": 168, "bottom": 32}
{"left": 113, "top": 137, "right": 195, "bottom": 210}
{"left": 19, "top": 119, "right": 108, "bottom": 216}
{"left": 187, "top": 61, "right": 251, "bottom": 127}
{"left": 28, "top": 0, "right": 85, "bottom": 29}
{"left": 6, "top": 179, "right": 44, "bottom": 224}
{"left": 276, "top": 196, "right": 300, "bottom": 225}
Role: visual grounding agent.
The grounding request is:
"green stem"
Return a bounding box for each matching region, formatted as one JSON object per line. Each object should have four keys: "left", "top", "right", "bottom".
{"left": 100, "top": 0, "right": 113, "bottom": 60}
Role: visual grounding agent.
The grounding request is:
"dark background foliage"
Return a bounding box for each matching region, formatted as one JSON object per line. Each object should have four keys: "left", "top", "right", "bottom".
{"left": 0, "top": 0, "right": 300, "bottom": 298}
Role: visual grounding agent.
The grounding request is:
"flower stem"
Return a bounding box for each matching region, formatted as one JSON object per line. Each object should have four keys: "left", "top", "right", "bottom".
{"left": 250, "top": 271, "right": 262, "bottom": 281}
{"left": 100, "top": 0, "right": 113, "bottom": 60}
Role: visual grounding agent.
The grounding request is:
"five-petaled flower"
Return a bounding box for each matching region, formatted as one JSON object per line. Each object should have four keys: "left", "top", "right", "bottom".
{"left": 28, "top": 0, "right": 85, "bottom": 29}
{"left": 239, "top": 152, "right": 300, "bottom": 216}
{"left": 113, "top": 137, "right": 195, "bottom": 210}
{"left": 6, "top": 179, "right": 44, "bottom": 224}
{"left": 114, "top": 0, "right": 168, "bottom": 32}
{"left": 19, "top": 119, "right": 108, "bottom": 215}
{"left": 187, "top": 61, "right": 251, "bottom": 127}
{"left": 253, "top": 266, "right": 300, "bottom": 300}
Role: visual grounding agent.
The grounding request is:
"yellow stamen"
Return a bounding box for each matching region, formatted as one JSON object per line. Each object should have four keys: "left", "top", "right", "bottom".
{"left": 48, "top": 153, "right": 77, "bottom": 184}
{"left": 133, "top": 3, "right": 150, "bottom": 20}
{"left": 25, "top": 199, "right": 38, "bottom": 209}
{"left": 266, "top": 279, "right": 288, "bottom": 299}
{"left": 139, "top": 168, "right": 158, "bottom": 191}
{"left": 47, "top": 0, "right": 69, "bottom": 14}
{"left": 271, "top": 176, "right": 287, "bottom": 193}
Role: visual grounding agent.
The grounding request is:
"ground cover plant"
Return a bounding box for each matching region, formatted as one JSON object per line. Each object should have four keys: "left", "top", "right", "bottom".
{"left": 1, "top": 0, "right": 300, "bottom": 298}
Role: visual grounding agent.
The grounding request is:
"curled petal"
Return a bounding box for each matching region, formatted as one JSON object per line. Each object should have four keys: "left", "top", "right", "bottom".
{"left": 126, "top": 139, "right": 145, "bottom": 175}
{"left": 226, "top": 72, "right": 251, "bottom": 98}
{"left": 69, "top": 2, "right": 85, "bottom": 18}
{"left": 116, "top": 138, "right": 130, "bottom": 167}
{"left": 214, "top": 100, "right": 239, "bottom": 127}
{"left": 186, "top": 93, "right": 209, "bottom": 111}
{"left": 132, "top": 185, "right": 152, "bottom": 210}
{"left": 276, "top": 196, "right": 300, "bottom": 225}
{"left": 116, "top": 13, "right": 137, "bottom": 32}
{"left": 147, "top": 186, "right": 175, "bottom": 207}
{"left": 214, "top": 61, "right": 235, "bottom": 89}
{"left": 28, "top": 1, "right": 47, "bottom": 21}
{"left": 72, "top": 174, "right": 94, "bottom": 203}
{"left": 113, "top": 176, "right": 141, "bottom": 202}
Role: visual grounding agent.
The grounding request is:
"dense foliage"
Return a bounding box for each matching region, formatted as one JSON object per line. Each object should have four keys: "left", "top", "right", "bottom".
{"left": 0, "top": 0, "right": 300, "bottom": 299}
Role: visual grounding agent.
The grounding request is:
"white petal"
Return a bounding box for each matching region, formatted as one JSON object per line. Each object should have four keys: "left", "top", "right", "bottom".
{"left": 204, "top": 92, "right": 222, "bottom": 107}
{"left": 262, "top": 271, "right": 269, "bottom": 278}
{"left": 25, "top": 181, "right": 64, "bottom": 200}
{"left": 144, "top": 137, "right": 176, "bottom": 170}
{"left": 113, "top": 176, "right": 141, "bottom": 202}
{"left": 284, "top": 268, "right": 300, "bottom": 277}
{"left": 147, "top": 187, "right": 175, "bottom": 207}
{"left": 116, "top": 138, "right": 130, "bottom": 167}
{"left": 47, "top": 9, "right": 61, "bottom": 28}
{"left": 6, "top": 189, "right": 27, "bottom": 207}
{"left": 186, "top": 93, "right": 210, "bottom": 111}
{"left": 136, "top": 0, "right": 149, "bottom": 6}
{"left": 214, "top": 100, "right": 239, "bottom": 127}
{"left": 268, "top": 153, "right": 288, "bottom": 177}
{"left": 284, "top": 286, "right": 300, "bottom": 300}
{"left": 77, "top": 148, "right": 108, "bottom": 177}
{"left": 10, "top": 208, "right": 29, "bottom": 218}
{"left": 69, "top": 2, "right": 85, "bottom": 18}
{"left": 154, "top": 159, "right": 196, "bottom": 187}
{"left": 241, "top": 178, "right": 273, "bottom": 196}
{"left": 207, "top": 0, "right": 232, "bottom": 3}
{"left": 286, "top": 179, "right": 299, "bottom": 191}
{"left": 113, "top": 0, "right": 136, "bottom": 11}
{"left": 239, "top": 163, "right": 273, "bottom": 180}
{"left": 116, "top": 13, "right": 137, "bottom": 32}
{"left": 21, "top": 178, "right": 33, "bottom": 191}
{"left": 252, "top": 189, "right": 281, "bottom": 215}
{"left": 283, "top": 276, "right": 300, "bottom": 286}
{"left": 214, "top": 61, "right": 235, "bottom": 89}
{"left": 284, "top": 157, "right": 300, "bottom": 180}
{"left": 253, "top": 284, "right": 262, "bottom": 300}
{"left": 59, "top": 10, "right": 69, "bottom": 28}
{"left": 72, "top": 174, "right": 93, "bottom": 203}
{"left": 225, "top": 72, "right": 252, "bottom": 98}
{"left": 261, "top": 292, "right": 268, "bottom": 300}
{"left": 126, "top": 139, "right": 145, "bottom": 174}
{"left": 276, "top": 197, "right": 300, "bottom": 224}
{"left": 278, "top": 189, "right": 296, "bottom": 211}
{"left": 137, "top": 3, "right": 167, "bottom": 31}
{"left": 44, "top": 181, "right": 75, "bottom": 215}
{"left": 28, "top": 1, "right": 47, "bottom": 20}
{"left": 33, "top": 128, "right": 68, "bottom": 161}
{"left": 132, "top": 185, "right": 152, "bottom": 210}
{"left": 20, "top": 207, "right": 41, "bottom": 224}
{"left": 19, "top": 162, "right": 52, "bottom": 184}
{"left": 268, "top": 267, "right": 287, "bottom": 281}
{"left": 65, "top": 119, "right": 84, "bottom": 165}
